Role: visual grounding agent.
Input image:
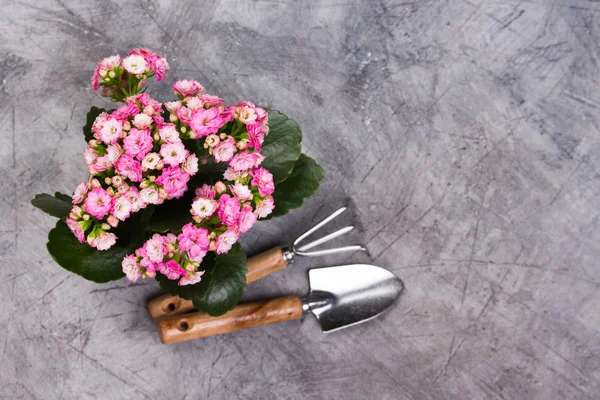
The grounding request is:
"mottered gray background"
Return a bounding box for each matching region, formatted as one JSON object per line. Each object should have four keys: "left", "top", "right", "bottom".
{"left": 1, "top": 0, "right": 600, "bottom": 399}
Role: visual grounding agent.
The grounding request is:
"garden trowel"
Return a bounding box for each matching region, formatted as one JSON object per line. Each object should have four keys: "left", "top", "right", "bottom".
{"left": 158, "top": 264, "right": 404, "bottom": 343}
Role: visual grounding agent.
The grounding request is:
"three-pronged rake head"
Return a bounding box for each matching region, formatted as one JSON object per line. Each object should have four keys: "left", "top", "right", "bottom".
{"left": 291, "top": 206, "right": 367, "bottom": 258}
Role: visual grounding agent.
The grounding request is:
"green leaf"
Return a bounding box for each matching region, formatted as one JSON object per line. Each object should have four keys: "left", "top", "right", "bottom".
{"left": 269, "top": 153, "right": 324, "bottom": 218}
{"left": 31, "top": 192, "right": 73, "bottom": 220}
{"left": 82, "top": 106, "right": 107, "bottom": 142}
{"left": 148, "top": 191, "right": 195, "bottom": 233}
{"left": 156, "top": 243, "right": 247, "bottom": 316}
{"left": 189, "top": 159, "right": 227, "bottom": 187}
{"left": 47, "top": 220, "right": 130, "bottom": 283}
{"left": 261, "top": 110, "right": 302, "bottom": 183}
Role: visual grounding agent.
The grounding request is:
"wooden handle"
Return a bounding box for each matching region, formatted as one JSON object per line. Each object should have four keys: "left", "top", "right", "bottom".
{"left": 158, "top": 296, "right": 303, "bottom": 343}
{"left": 147, "top": 247, "right": 289, "bottom": 320}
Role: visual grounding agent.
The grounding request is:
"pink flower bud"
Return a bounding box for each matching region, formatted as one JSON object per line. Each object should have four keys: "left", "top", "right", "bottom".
{"left": 215, "top": 181, "right": 226, "bottom": 194}
{"left": 169, "top": 114, "right": 178, "bottom": 123}
{"left": 101, "top": 223, "right": 111, "bottom": 230}
{"left": 123, "top": 121, "right": 131, "bottom": 131}
{"left": 146, "top": 270, "right": 156, "bottom": 278}
{"left": 117, "top": 184, "right": 129, "bottom": 194}
{"left": 91, "top": 179, "right": 101, "bottom": 188}
{"left": 71, "top": 206, "right": 83, "bottom": 218}
{"left": 112, "top": 175, "right": 124, "bottom": 186}
{"left": 209, "top": 241, "right": 217, "bottom": 252}
{"left": 205, "top": 134, "right": 220, "bottom": 148}
{"left": 104, "top": 177, "right": 112, "bottom": 185}
{"left": 107, "top": 215, "right": 119, "bottom": 228}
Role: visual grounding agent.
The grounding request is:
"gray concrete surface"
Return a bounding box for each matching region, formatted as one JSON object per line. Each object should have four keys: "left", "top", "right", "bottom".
{"left": 1, "top": 0, "right": 600, "bottom": 399}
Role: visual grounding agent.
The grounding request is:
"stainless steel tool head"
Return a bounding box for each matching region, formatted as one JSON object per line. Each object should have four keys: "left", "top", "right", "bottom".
{"left": 304, "top": 264, "right": 404, "bottom": 333}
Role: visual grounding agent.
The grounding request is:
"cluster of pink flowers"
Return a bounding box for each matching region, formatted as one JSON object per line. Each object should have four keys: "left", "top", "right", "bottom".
{"left": 122, "top": 81, "right": 275, "bottom": 285}
{"left": 91, "top": 48, "right": 169, "bottom": 101}
{"left": 66, "top": 49, "right": 275, "bottom": 286}
{"left": 66, "top": 89, "right": 199, "bottom": 251}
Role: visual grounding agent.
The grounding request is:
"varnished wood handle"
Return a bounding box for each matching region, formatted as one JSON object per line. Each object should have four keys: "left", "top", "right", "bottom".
{"left": 158, "top": 296, "right": 303, "bottom": 343}
{"left": 147, "top": 247, "right": 289, "bottom": 320}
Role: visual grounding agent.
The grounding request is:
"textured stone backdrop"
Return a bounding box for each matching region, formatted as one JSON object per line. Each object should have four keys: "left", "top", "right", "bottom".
{"left": 1, "top": 0, "right": 600, "bottom": 399}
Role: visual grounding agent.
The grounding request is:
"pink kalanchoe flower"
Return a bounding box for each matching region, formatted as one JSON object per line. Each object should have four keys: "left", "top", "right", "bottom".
{"left": 237, "top": 103, "right": 258, "bottom": 124}
{"left": 94, "top": 143, "right": 123, "bottom": 171}
{"left": 113, "top": 103, "right": 140, "bottom": 121}
{"left": 164, "top": 101, "right": 182, "bottom": 113}
{"left": 122, "top": 255, "right": 141, "bottom": 282}
{"left": 218, "top": 105, "right": 236, "bottom": 124}
{"left": 153, "top": 115, "right": 166, "bottom": 128}
{"left": 155, "top": 166, "right": 190, "bottom": 199}
{"left": 191, "top": 197, "right": 218, "bottom": 221}
{"left": 186, "top": 97, "right": 203, "bottom": 112}
{"left": 173, "top": 80, "right": 204, "bottom": 97}
{"left": 94, "top": 232, "right": 117, "bottom": 251}
{"left": 223, "top": 167, "right": 241, "bottom": 181}
{"left": 218, "top": 194, "right": 241, "bottom": 227}
{"left": 112, "top": 196, "right": 132, "bottom": 221}
{"left": 247, "top": 122, "right": 265, "bottom": 152}
{"left": 179, "top": 271, "right": 204, "bottom": 286}
{"left": 176, "top": 106, "right": 193, "bottom": 125}
{"left": 85, "top": 187, "right": 113, "bottom": 219}
{"left": 189, "top": 107, "right": 224, "bottom": 137}
{"left": 141, "top": 152, "right": 161, "bottom": 170}
{"left": 229, "top": 150, "right": 264, "bottom": 172}
{"left": 115, "top": 154, "right": 143, "bottom": 182}
{"left": 160, "top": 141, "right": 187, "bottom": 166}
{"left": 125, "top": 187, "right": 142, "bottom": 212}
{"left": 213, "top": 138, "right": 237, "bottom": 163}
{"left": 200, "top": 95, "right": 225, "bottom": 108}
{"left": 158, "top": 124, "right": 180, "bottom": 143}
{"left": 122, "top": 54, "right": 148, "bottom": 75}
{"left": 145, "top": 234, "right": 166, "bottom": 263}
{"left": 123, "top": 128, "right": 153, "bottom": 160}
{"left": 251, "top": 167, "right": 275, "bottom": 196}
{"left": 255, "top": 195, "right": 275, "bottom": 218}
{"left": 92, "top": 112, "right": 109, "bottom": 137}
{"left": 132, "top": 113, "right": 152, "bottom": 130}
{"left": 158, "top": 259, "right": 186, "bottom": 280}
{"left": 91, "top": 55, "right": 121, "bottom": 91}
{"left": 182, "top": 153, "right": 199, "bottom": 175}
{"left": 237, "top": 206, "right": 258, "bottom": 234}
{"left": 99, "top": 117, "right": 123, "bottom": 144}
{"left": 195, "top": 184, "right": 215, "bottom": 199}
{"left": 150, "top": 56, "right": 170, "bottom": 81}
{"left": 84, "top": 147, "right": 98, "bottom": 166}
{"left": 139, "top": 255, "right": 156, "bottom": 274}
{"left": 178, "top": 223, "right": 210, "bottom": 263}
{"left": 140, "top": 187, "right": 161, "bottom": 205}
{"left": 215, "top": 228, "right": 239, "bottom": 255}
{"left": 229, "top": 182, "right": 252, "bottom": 201}
{"left": 72, "top": 182, "right": 89, "bottom": 204}
{"left": 66, "top": 218, "right": 86, "bottom": 243}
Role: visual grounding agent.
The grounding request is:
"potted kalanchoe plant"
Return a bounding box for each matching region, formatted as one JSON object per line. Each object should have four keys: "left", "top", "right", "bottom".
{"left": 32, "top": 49, "right": 324, "bottom": 316}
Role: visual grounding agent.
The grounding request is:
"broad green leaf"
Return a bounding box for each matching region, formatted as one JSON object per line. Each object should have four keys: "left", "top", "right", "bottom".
{"left": 261, "top": 110, "right": 302, "bottom": 183}
{"left": 269, "top": 153, "right": 324, "bottom": 218}
{"left": 157, "top": 243, "right": 247, "bottom": 316}
{"left": 31, "top": 192, "right": 73, "bottom": 219}
{"left": 189, "top": 159, "right": 227, "bottom": 187}
{"left": 82, "top": 106, "right": 107, "bottom": 142}
{"left": 47, "top": 220, "right": 130, "bottom": 283}
{"left": 148, "top": 192, "right": 194, "bottom": 233}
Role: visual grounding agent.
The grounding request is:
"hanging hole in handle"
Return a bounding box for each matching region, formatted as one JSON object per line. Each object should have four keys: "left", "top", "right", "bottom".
{"left": 167, "top": 303, "right": 176, "bottom": 312}
{"left": 179, "top": 321, "right": 189, "bottom": 331}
